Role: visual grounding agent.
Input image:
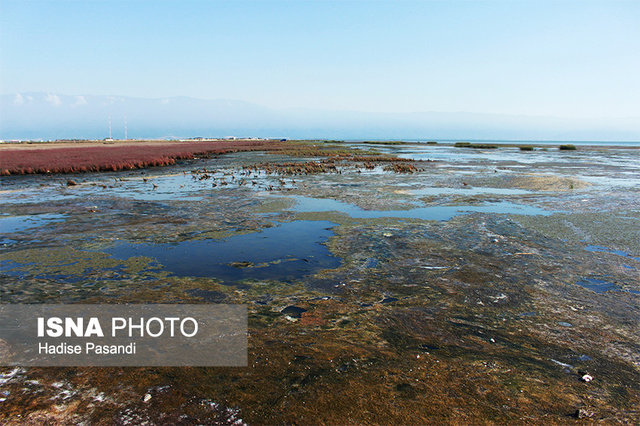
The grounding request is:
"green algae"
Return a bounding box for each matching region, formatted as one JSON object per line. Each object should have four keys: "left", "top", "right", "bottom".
{"left": 0, "top": 247, "right": 160, "bottom": 278}
{"left": 512, "top": 211, "right": 640, "bottom": 256}
{"left": 251, "top": 197, "right": 296, "bottom": 213}
{"left": 1, "top": 145, "right": 639, "bottom": 423}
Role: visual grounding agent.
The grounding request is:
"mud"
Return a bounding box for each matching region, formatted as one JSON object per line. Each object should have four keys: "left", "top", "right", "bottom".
{"left": 496, "top": 174, "right": 591, "bottom": 191}
{"left": 1, "top": 141, "right": 639, "bottom": 424}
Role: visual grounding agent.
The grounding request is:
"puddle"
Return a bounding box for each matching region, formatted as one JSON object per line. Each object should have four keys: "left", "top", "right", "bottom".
{"left": 105, "top": 174, "right": 208, "bottom": 201}
{"left": 289, "top": 196, "right": 552, "bottom": 220}
{"left": 105, "top": 220, "right": 340, "bottom": 284}
{"left": 0, "top": 188, "right": 79, "bottom": 205}
{"left": 411, "top": 186, "right": 531, "bottom": 196}
{"left": 0, "top": 214, "right": 66, "bottom": 234}
{"left": 0, "top": 166, "right": 297, "bottom": 205}
{"left": 362, "top": 258, "right": 378, "bottom": 268}
{"left": 0, "top": 175, "right": 207, "bottom": 204}
{"left": 575, "top": 277, "right": 640, "bottom": 295}
{"left": 0, "top": 259, "right": 34, "bottom": 272}
{"left": 585, "top": 245, "right": 640, "bottom": 262}
{"left": 281, "top": 306, "right": 307, "bottom": 318}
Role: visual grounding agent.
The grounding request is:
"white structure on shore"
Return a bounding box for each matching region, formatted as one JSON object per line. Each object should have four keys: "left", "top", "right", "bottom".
{"left": 105, "top": 115, "right": 113, "bottom": 141}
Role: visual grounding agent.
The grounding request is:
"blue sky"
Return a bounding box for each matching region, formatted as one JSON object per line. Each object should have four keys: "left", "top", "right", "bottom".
{"left": 1, "top": 0, "right": 639, "bottom": 120}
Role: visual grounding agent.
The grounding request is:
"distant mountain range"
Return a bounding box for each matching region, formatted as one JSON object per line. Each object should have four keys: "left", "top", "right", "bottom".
{"left": 1, "top": 92, "right": 639, "bottom": 141}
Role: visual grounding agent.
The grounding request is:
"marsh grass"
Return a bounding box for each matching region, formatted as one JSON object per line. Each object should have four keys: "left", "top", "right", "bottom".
{"left": 559, "top": 144, "right": 577, "bottom": 150}
{"left": 359, "top": 141, "right": 408, "bottom": 145}
{"left": 454, "top": 142, "right": 498, "bottom": 149}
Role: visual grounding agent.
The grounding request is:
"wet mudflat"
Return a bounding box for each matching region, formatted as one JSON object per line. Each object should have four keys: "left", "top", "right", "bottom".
{"left": 1, "top": 141, "right": 639, "bottom": 424}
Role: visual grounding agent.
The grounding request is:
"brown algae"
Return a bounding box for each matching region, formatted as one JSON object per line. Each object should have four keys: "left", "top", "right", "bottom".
{"left": 0, "top": 142, "right": 639, "bottom": 423}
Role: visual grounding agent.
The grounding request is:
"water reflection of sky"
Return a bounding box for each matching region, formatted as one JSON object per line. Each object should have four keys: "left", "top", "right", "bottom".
{"left": 0, "top": 213, "right": 66, "bottom": 234}
{"left": 106, "top": 220, "right": 341, "bottom": 284}
{"left": 350, "top": 144, "right": 640, "bottom": 188}
{"left": 1, "top": 145, "right": 638, "bottom": 207}
{"left": 410, "top": 145, "right": 631, "bottom": 166}
{"left": 289, "top": 195, "right": 553, "bottom": 220}
{"left": 575, "top": 277, "right": 640, "bottom": 295}
{"left": 410, "top": 187, "right": 531, "bottom": 196}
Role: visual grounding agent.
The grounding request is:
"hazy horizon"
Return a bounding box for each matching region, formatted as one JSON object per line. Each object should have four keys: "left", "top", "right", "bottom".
{"left": 1, "top": 1, "right": 639, "bottom": 141}
{"left": 2, "top": 91, "right": 640, "bottom": 142}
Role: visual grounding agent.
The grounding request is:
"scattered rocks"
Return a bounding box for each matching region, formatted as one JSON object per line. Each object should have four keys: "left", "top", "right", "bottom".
{"left": 581, "top": 374, "right": 593, "bottom": 383}
{"left": 574, "top": 408, "right": 594, "bottom": 418}
{"left": 229, "top": 261, "right": 254, "bottom": 268}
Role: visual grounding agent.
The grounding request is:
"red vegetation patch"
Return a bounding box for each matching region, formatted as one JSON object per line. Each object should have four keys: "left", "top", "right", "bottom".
{"left": 383, "top": 162, "right": 421, "bottom": 173}
{"left": 299, "top": 310, "right": 327, "bottom": 327}
{"left": 349, "top": 155, "right": 413, "bottom": 162}
{"left": 0, "top": 140, "right": 283, "bottom": 176}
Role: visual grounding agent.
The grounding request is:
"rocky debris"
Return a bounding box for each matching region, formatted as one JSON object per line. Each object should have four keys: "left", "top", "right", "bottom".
{"left": 230, "top": 261, "right": 254, "bottom": 268}
{"left": 581, "top": 374, "right": 594, "bottom": 383}
{"left": 574, "top": 408, "right": 595, "bottom": 419}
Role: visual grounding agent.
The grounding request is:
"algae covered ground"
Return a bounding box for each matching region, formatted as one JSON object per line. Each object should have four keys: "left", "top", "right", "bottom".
{"left": 1, "top": 141, "right": 639, "bottom": 424}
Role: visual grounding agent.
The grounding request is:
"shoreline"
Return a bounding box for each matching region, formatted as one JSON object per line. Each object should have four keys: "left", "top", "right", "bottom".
{"left": 1, "top": 139, "right": 637, "bottom": 177}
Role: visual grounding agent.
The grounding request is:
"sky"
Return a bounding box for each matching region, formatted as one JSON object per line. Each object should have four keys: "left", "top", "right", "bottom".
{"left": 1, "top": 0, "right": 639, "bottom": 123}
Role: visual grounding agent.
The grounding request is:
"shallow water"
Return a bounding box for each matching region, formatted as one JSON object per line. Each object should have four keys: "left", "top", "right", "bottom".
{"left": 354, "top": 143, "right": 640, "bottom": 188}
{"left": 105, "top": 220, "right": 340, "bottom": 284}
{"left": 575, "top": 277, "right": 640, "bottom": 295}
{"left": 585, "top": 244, "right": 640, "bottom": 261}
{"left": 289, "top": 195, "right": 553, "bottom": 219}
{"left": 0, "top": 213, "right": 66, "bottom": 234}
{"left": 410, "top": 186, "right": 531, "bottom": 196}
{"left": 1, "top": 143, "right": 639, "bottom": 423}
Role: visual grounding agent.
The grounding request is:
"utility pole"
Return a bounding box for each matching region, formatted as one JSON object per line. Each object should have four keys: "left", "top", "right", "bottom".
{"left": 108, "top": 115, "right": 112, "bottom": 139}
{"left": 124, "top": 115, "right": 127, "bottom": 140}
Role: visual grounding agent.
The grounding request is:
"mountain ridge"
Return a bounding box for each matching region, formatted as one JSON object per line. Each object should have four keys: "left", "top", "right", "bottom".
{"left": 2, "top": 92, "right": 639, "bottom": 141}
